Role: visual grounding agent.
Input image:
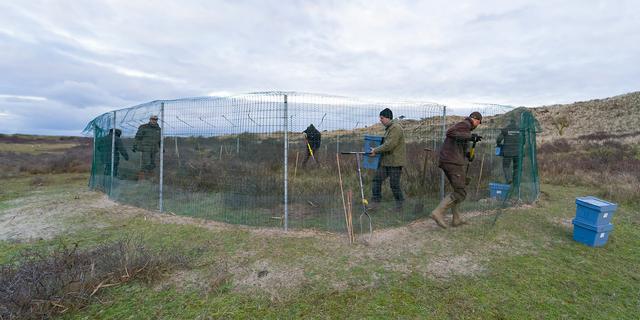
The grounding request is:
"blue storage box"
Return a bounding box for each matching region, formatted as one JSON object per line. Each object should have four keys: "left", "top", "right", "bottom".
{"left": 489, "top": 183, "right": 510, "bottom": 200}
{"left": 572, "top": 219, "right": 614, "bottom": 247}
{"left": 363, "top": 135, "right": 383, "bottom": 170}
{"left": 575, "top": 196, "right": 618, "bottom": 226}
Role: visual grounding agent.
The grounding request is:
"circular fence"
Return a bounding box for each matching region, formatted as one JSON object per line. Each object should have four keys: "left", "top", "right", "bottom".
{"left": 86, "top": 91, "right": 540, "bottom": 232}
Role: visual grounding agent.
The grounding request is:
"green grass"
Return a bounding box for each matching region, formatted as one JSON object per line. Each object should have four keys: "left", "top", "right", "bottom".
{"left": 2, "top": 174, "right": 639, "bottom": 319}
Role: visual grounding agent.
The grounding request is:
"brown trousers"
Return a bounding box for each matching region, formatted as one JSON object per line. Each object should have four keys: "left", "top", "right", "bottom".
{"left": 440, "top": 162, "right": 467, "bottom": 203}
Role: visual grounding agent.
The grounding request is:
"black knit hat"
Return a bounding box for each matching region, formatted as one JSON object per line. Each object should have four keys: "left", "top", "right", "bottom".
{"left": 379, "top": 108, "right": 393, "bottom": 119}
{"left": 469, "top": 111, "right": 482, "bottom": 123}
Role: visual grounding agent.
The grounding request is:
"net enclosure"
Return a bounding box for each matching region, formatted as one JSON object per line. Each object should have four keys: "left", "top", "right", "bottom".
{"left": 85, "top": 92, "right": 540, "bottom": 232}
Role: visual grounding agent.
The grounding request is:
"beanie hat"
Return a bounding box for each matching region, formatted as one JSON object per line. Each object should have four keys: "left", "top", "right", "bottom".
{"left": 379, "top": 108, "right": 393, "bottom": 119}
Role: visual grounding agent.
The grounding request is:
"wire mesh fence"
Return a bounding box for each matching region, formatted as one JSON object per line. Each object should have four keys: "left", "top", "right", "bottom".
{"left": 85, "top": 92, "right": 540, "bottom": 233}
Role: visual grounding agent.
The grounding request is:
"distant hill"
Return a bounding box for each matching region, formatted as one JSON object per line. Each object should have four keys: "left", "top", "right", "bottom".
{"left": 531, "top": 91, "right": 640, "bottom": 142}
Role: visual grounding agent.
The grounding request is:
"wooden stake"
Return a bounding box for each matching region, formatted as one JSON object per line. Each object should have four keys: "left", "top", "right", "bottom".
{"left": 337, "top": 153, "right": 350, "bottom": 243}
{"left": 294, "top": 151, "right": 299, "bottom": 178}
{"left": 219, "top": 145, "right": 223, "bottom": 160}
{"left": 475, "top": 153, "right": 485, "bottom": 198}
{"left": 421, "top": 149, "right": 429, "bottom": 186}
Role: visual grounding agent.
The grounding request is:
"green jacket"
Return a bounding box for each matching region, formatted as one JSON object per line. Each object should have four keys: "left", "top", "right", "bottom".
{"left": 373, "top": 120, "right": 406, "bottom": 167}
{"left": 133, "top": 123, "right": 161, "bottom": 152}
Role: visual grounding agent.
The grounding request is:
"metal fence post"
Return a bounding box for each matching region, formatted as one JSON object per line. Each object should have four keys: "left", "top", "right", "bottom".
{"left": 440, "top": 106, "right": 446, "bottom": 200}
{"left": 283, "top": 94, "right": 289, "bottom": 231}
{"left": 90, "top": 124, "right": 97, "bottom": 188}
{"left": 110, "top": 111, "right": 116, "bottom": 196}
{"left": 159, "top": 102, "right": 165, "bottom": 212}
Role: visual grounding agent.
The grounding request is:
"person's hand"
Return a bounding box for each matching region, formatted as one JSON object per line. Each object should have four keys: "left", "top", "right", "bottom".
{"left": 369, "top": 147, "right": 376, "bottom": 156}
{"left": 470, "top": 134, "right": 483, "bottom": 142}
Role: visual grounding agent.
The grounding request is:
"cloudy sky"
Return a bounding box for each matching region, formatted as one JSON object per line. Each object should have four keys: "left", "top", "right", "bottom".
{"left": 1, "top": 0, "right": 639, "bottom": 135}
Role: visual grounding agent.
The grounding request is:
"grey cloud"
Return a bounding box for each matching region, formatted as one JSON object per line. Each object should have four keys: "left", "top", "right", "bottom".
{"left": 0, "top": 0, "right": 639, "bottom": 135}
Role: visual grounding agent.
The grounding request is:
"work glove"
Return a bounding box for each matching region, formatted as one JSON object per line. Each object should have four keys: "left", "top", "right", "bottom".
{"left": 470, "top": 134, "right": 483, "bottom": 143}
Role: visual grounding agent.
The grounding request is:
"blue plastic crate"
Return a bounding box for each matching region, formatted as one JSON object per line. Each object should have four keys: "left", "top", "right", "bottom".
{"left": 489, "top": 183, "right": 510, "bottom": 200}
{"left": 575, "top": 196, "right": 618, "bottom": 226}
{"left": 572, "top": 219, "right": 614, "bottom": 247}
{"left": 362, "top": 135, "right": 383, "bottom": 170}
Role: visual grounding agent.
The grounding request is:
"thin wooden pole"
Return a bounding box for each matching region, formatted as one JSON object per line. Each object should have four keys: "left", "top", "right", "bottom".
{"left": 337, "top": 153, "right": 350, "bottom": 243}
{"left": 475, "top": 153, "right": 485, "bottom": 198}
{"left": 294, "top": 151, "right": 299, "bottom": 178}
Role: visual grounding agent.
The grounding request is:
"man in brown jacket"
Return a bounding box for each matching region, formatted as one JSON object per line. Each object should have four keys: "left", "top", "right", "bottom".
{"left": 431, "top": 111, "right": 483, "bottom": 228}
{"left": 370, "top": 108, "right": 406, "bottom": 211}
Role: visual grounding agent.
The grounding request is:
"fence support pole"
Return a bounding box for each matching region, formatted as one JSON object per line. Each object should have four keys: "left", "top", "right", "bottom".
{"left": 159, "top": 102, "right": 165, "bottom": 212}
{"left": 440, "top": 106, "right": 446, "bottom": 200}
{"left": 283, "top": 94, "right": 289, "bottom": 231}
{"left": 90, "top": 124, "right": 97, "bottom": 188}
{"left": 110, "top": 111, "right": 116, "bottom": 196}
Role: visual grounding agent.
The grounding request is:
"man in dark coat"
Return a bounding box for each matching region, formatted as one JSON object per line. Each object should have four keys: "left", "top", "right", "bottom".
{"left": 302, "top": 124, "right": 321, "bottom": 167}
{"left": 496, "top": 118, "right": 521, "bottom": 184}
{"left": 133, "top": 115, "right": 161, "bottom": 178}
{"left": 99, "top": 128, "right": 129, "bottom": 177}
{"left": 369, "top": 108, "right": 406, "bottom": 211}
{"left": 431, "top": 111, "right": 482, "bottom": 228}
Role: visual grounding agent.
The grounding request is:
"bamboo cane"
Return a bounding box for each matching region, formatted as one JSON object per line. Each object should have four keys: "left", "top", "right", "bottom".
{"left": 347, "top": 190, "right": 354, "bottom": 243}
{"left": 475, "top": 153, "right": 485, "bottom": 198}
{"left": 337, "top": 153, "right": 350, "bottom": 242}
{"left": 294, "top": 151, "right": 299, "bottom": 178}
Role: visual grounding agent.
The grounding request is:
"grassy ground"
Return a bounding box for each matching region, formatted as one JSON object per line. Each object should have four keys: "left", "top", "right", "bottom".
{"left": 0, "top": 142, "right": 80, "bottom": 154}
{"left": 1, "top": 173, "right": 638, "bottom": 318}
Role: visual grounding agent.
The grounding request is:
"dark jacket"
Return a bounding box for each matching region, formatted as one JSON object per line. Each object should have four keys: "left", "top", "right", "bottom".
{"left": 133, "top": 123, "right": 161, "bottom": 152}
{"left": 496, "top": 122, "right": 521, "bottom": 157}
{"left": 97, "top": 132, "right": 129, "bottom": 163}
{"left": 303, "top": 125, "right": 321, "bottom": 149}
{"left": 373, "top": 120, "right": 406, "bottom": 167}
{"left": 439, "top": 118, "right": 474, "bottom": 166}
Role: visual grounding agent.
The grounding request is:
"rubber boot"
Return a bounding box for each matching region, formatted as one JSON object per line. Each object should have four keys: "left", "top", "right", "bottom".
{"left": 451, "top": 204, "right": 468, "bottom": 227}
{"left": 430, "top": 194, "right": 454, "bottom": 229}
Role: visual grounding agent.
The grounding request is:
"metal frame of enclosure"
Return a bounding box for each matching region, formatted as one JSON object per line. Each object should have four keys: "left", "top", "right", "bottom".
{"left": 86, "top": 92, "right": 539, "bottom": 232}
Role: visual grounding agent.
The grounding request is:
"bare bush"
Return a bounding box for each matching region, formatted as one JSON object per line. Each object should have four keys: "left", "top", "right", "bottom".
{"left": 0, "top": 143, "right": 92, "bottom": 178}
{"left": 0, "top": 239, "right": 189, "bottom": 319}
{"left": 538, "top": 138, "right": 640, "bottom": 203}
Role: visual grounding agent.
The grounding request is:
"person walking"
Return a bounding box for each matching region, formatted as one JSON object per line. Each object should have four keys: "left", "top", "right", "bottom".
{"left": 302, "top": 123, "right": 321, "bottom": 167}
{"left": 369, "top": 108, "right": 406, "bottom": 211}
{"left": 133, "top": 115, "right": 161, "bottom": 180}
{"left": 431, "top": 111, "right": 483, "bottom": 228}
{"left": 100, "top": 128, "right": 129, "bottom": 177}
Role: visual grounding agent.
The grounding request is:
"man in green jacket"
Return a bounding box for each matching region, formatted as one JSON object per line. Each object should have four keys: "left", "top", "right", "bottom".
{"left": 369, "top": 108, "right": 406, "bottom": 211}
{"left": 133, "top": 115, "right": 161, "bottom": 179}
